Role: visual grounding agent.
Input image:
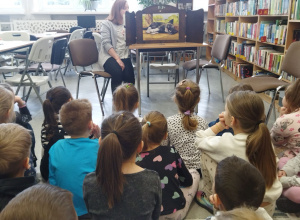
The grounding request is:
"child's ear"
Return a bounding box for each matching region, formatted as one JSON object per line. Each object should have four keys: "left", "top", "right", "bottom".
{"left": 88, "top": 120, "right": 93, "bottom": 130}
{"left": 137, "top": 141, "right": 144, "bottom": 153}
{"left": 163, "top": 132, "right": 168, "bottom": 140}
{"left": 134, "top": 102, "right": 139, "bottom": 109}
{"left": 210, "top": 194, "right": 223, "bottom": 210}
{"left": 98, "top": 137, "right": 102, "bottom": 145}
{"left": 23, "top": 157, "right": 30, "bottom": 170}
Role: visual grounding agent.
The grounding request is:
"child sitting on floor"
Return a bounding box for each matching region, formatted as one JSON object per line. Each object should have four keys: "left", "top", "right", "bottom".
{"left": 195, "top": 91, "right": 282, "bottom": 216}
{"left": 277, "top": 152, "right": 300, "bottom": 213}
{"left": 0, "top": 86, "right": 36, "bottom": 178}
{"left": 0, "top": 123, "right": 35, "bottom": 212}
{"left": 271, "top": 79, "right": 300, "bottom": 160}
{"left": 0, "top": 184, "right": 77, "bottom": 220}
{"left": 113, "top": 83, "right": 139, "bottom": 113}
{"left": 40, "top": 86, "right": 73, "bottom": 181}
{"left": 137, "top": 111, "right": 199, "bottom": 220}
{"left": 49, "top": 99, "right": 99, "bottom": 219}
{"left": 206, "top": 156, "right": 272, "bottom": 220}
{"left": 83, "top": 111, "right": 162, "bottom": 219}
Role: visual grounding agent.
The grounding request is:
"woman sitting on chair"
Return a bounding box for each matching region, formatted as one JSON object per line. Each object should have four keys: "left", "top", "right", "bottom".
{"left": 98, "top": 0, "right": 135, "bottom": 93}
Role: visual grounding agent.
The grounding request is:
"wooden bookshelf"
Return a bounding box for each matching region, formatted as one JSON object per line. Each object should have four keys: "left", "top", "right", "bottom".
{"left": 206, "top": 0, "right": 299, "bottom": 82}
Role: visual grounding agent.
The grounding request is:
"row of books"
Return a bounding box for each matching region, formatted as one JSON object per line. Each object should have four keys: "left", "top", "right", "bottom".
{"left": 255, "top": 47, "right": 284, "bottom": 74}
{"left": 238, "top": 23, "right": 258, "bottom": 39}
{"left": 257, "top": 0, "right": 289, "bottom": 15}
{"left": 226, "top": 0, "right": 250, "bottom": 16}
{"left": 291, "top": 0, "right": 300, "bottom": 19}
{"left": 229, "top": 41, "right": 256, "bottom": 63}
{"left": 258, "top": 20, "right": 287, "bottom": 45}
{"left": 215, "top": 4, "right": 226, "bottom": 16}
{"left": 216, "top": 19, "right": 225, "bottom": 33}
{"left": 225, "top": 60, "right": 254, "bottom": 79}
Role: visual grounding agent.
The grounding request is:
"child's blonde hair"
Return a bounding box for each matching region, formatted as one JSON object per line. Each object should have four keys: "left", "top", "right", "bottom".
{"left": 142, "top": 111, "right": 167, "bottom": 151}
{"left": 113, "top": 83, "right": 139, "bottom": 112}
{"left": 226, "top": 91, "right": 276, "bottom": 188}
{"left": 0, "top": 123, "right": 31, "bottom": 178}
{"left": 0, "top": 184, "right": 77, "bottom": 220}
{"left": 174, "top": 79, "right": 200, "bottom": 131}
{"left": 0, "top": 86, "right": 15, "bottom": 124}
{"left": 228, "top": 83, "right": 254, "bottom": 94}
{"left": 59, "top": 99, "right": 92, "bottom": 136}
{"left": 284, "top": 79, "right": 300, "bottom": 112}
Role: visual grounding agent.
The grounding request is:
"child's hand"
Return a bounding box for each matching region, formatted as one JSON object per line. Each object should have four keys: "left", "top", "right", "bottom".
{"left": 280, "top": 107, "right": 289, "bottom": 116}
{"left": 90, "top": 123, "right": 101, "bottom": 139}
{"left": 278, "top": 170, "right": 286, "bottom": 179}
{"left": 14, "top": 96, "right": 25, "bottom": 107}
{"left": 219, "top": 112, "right": 229, "bottom": 129}
{"left": 209, "top": 194, "right": 219, "bottom": 210}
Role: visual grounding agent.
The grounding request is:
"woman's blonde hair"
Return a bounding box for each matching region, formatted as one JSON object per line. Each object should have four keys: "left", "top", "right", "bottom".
{"left": 226, "top": 91, "right": 277, "bottom": 188}
{"left": 0, "top": 86, "right": 15, "bottom": 123}
{"left": 113, "top": 83, "right": 139, "bottom": 112}
{"left": 284, "top": 79, "right": 300, "bottom": 112}
{"left": 142, "top": 111, "right": 167, "bottom": 151}
{"left": 0, "top": 184, "right": 77, "bottom": 220}
{"left": 0, "top": 123, "right": 31, "bottom": 178}
{"left": 174, "top": 79, "right": 200, "bottom": 131}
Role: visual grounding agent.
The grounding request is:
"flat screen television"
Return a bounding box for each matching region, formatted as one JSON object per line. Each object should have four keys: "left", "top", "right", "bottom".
{"left": 77, "top": 15, "right": 96, "bottom": 29}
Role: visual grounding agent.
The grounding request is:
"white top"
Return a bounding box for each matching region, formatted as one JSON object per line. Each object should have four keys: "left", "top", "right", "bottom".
{"left": 195, "top": 128, "right": 282, "bottom": 203}
{"left": 280, "top": 152, "right": 300, "bottom": 188}
{"left": 161, "top": 113, "right": 208, "bottom": 170}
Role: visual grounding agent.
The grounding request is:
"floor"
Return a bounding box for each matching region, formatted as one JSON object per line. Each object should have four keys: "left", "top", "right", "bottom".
{"left": 4, "top": 61, "right": 300, "bottom": 220}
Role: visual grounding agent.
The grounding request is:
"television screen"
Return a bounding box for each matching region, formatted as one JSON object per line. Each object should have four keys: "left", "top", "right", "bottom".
{"left": 77, "top": 15, "right": 96, "bottom": 29}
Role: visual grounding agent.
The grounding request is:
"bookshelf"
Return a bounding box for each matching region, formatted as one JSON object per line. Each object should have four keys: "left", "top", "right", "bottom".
{"left": 205, "top": 0, "right": 300, "bottom": 82}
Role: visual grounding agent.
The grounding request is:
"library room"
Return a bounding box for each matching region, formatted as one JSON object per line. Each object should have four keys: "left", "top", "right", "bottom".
{"left": 0, "top": 0, "right": 300, "bottom": 219}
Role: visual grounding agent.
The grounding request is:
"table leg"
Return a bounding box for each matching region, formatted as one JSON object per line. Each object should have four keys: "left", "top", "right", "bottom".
{"left": 136, "top": 49, "right": 141, "bottom": 116}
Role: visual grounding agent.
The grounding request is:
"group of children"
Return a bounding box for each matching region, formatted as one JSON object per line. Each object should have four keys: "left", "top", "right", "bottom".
{"left": 0, "top": 78, "right": 300, "bottom": 219}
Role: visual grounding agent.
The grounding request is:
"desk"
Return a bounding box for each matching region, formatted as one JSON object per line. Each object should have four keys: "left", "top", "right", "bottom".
{"left": 0, "top": 41, "right": 34, "bottom": 54}
{"left": 34, "top": 32, "right": 70, "bottom": 40}
{"left": 129, "top": 42, "right": 208, "bottom": 116}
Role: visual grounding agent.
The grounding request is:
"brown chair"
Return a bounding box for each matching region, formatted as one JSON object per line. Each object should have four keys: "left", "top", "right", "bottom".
{"left": 241, "top": 41, "right": 300, "bottom": 124}
{"left": 68, "top": 38, "right": 111, "bottom": 116}
{"left": 182, "top": 34, "right": 232, "bottom": 102}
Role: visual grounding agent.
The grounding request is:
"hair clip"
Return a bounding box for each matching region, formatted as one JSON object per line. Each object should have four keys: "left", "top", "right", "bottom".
{"left": 186, "top": 87, "right": 191, "bottom": 90}
{"left": 184, "top": 110, "right": 191, "bottom": 116}
{"left": 146, "top": 121, "right": 151, "bottom": 127}
{"left": 125, "top": 83, "right": 132, "bottom": 88}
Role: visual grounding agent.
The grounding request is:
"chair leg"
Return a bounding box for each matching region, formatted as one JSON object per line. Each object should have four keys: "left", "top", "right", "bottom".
{"left": 219, "top": 68, "right": 224, "bottom": 102}
{"left": 266, "top": 89, "right": 279, "bottom": 124}
{"left": 93, "top": 76, "right": 105, "bottom": 116}
{"left": 101, "top": 78, "right": 110, "bottom": 102}
{"left": 206, "top": 69, "right": 211, "bottom": 94}
{"left": 76, "top": 74, "right": 81, "bottom": 99}
{"left": 24, "top": 87, "right": 32, "bottom": 102}
{"left": 147, "top": 53, "right": 150, "bottom": 97}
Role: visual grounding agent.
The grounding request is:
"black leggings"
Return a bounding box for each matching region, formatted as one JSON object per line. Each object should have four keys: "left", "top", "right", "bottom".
{"left": 103, "top": 57, "right": 135, "bottom": 93}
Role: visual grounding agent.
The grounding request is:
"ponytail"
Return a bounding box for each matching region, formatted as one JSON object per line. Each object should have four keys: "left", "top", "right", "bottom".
{"left": 96, "top": 112, "right": 142, "bottom": 208}
{"left": 227, "top": 91, "right": 277, "bottom": 189}
{"left": 174, "top": 79, "right": 200, "bottom": 131}
{"left": 113, "top": 84, "right": 139, "bottom": 113}
{"left": 246, "top": 123, "right": 277, "bottom": 189}
{"left": 42, "top": 99, "right": 58, "bottom": 140}
{"left": 96, "top": 133, "right": 124, "bottom": 209}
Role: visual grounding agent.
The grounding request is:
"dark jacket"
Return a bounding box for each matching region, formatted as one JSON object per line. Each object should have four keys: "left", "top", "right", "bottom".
{"left": 0, "top": 176, "right": 35, "bottom": 212}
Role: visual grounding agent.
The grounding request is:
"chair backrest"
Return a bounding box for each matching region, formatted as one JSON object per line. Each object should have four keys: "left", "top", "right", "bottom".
{"left": 0, "top": 31, "right": 30, "bottom": 41}
{"left": 281, "top": 41, "right": 300, "bottom": 78}
{"left": 51, "top": 38, "right": 68, "bottom": 65}
{"left": 211, "top": 34, "right": 232, "bottom": 62}
{"left": 69, "top": 26, "right": 83, "bottom": 33}
{"left": 28, "top": 37, "right": 54, "bottom": 63}
{"left": 47, "top": 29, "right": 69, "bottom": 33}
{"left": 83, "top": 31, "right": 93, "bottom": 39}
{"left": 69, "top": 28, "right": 84, "bottom": 42}
{"left": 68, "top": 39, "right": 98, "bottom": 67}
{"left": 92, "top": 32, "right": 101, "bottom": 52}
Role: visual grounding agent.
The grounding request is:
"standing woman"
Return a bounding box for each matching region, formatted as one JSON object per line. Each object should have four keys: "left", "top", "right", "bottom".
{"left": 99, "top": 0, "right": 135, "bottom": 93}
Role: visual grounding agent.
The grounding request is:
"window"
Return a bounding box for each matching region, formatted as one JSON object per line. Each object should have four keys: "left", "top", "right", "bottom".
{"left": 0, "top": 0, "right": 23, "bottom": 12}
{"left": 34, "top": 0, "right": 114, "bottom": 13}
{"left": 194, "top": 0, "right": 208, "bottom": 11}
